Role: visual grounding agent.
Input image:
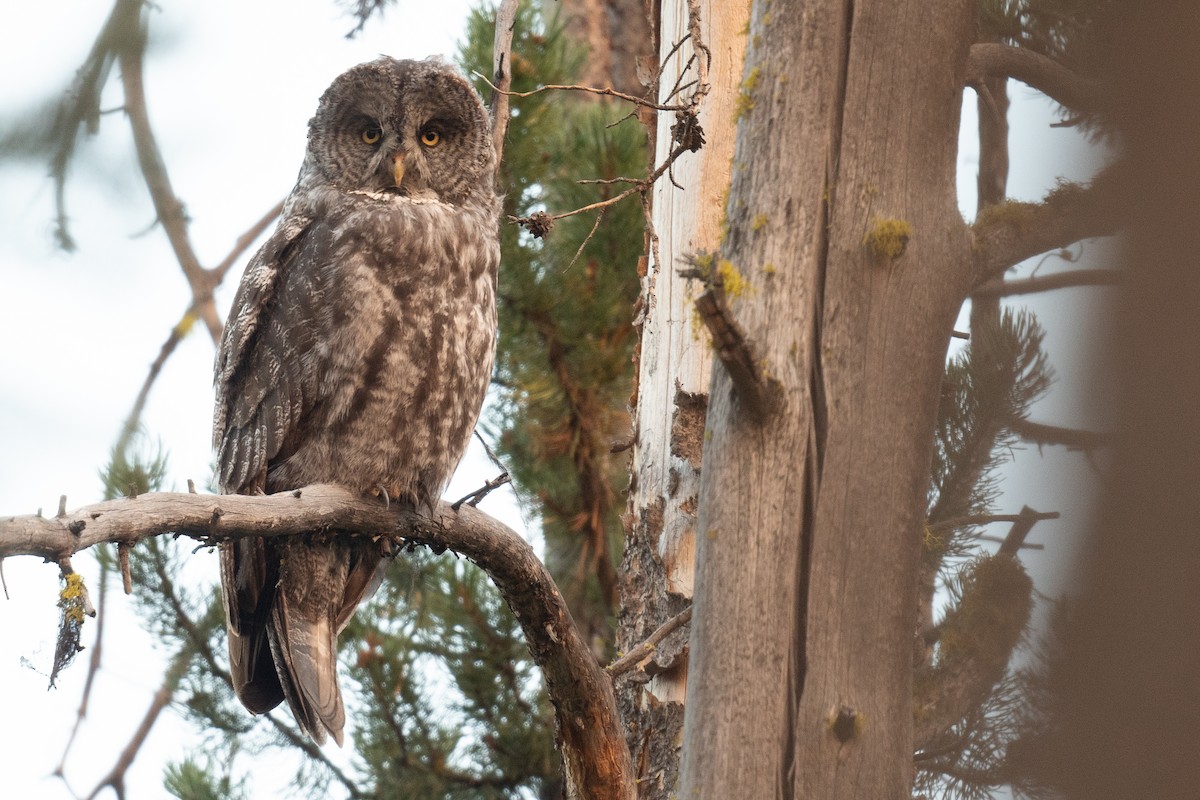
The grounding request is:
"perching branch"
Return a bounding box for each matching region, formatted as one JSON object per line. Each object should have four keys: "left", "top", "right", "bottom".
{"left": 971, "top": 168, "right": 1122, "bottom": 286}
{"left": 1, "top": 486, "right": 635, "bottom": 800}
{"left": 965, "top": 42, "right": 1101, "bottom": 114}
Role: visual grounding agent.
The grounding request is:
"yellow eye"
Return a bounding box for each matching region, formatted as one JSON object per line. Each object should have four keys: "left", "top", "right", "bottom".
{"left": 420, "top": 129, "right": 441, "bottom": 147}
{"left": 362, "top": 126, "right": 382, "bottom": 145}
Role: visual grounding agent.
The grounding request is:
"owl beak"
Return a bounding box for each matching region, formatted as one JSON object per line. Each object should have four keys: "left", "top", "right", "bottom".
{"left": 391, "top": 153, "right": 405, "bottom": 188}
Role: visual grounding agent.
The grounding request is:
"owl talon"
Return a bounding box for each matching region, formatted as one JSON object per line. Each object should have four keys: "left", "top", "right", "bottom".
{"left": 376, "top": 484, "right": 391, "bottom": 509}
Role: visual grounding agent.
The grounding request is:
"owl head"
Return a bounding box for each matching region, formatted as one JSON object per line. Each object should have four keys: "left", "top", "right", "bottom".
{"left": 300, "top": 57, "right": 494, "bottom": 206}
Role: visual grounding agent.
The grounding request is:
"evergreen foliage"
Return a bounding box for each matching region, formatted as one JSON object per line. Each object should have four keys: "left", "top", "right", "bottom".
{"left": 463, "top": 3, "right": 646, "bottom": 650}
{"left": 916, "top": 310, "right": 1054, "bottom": 798}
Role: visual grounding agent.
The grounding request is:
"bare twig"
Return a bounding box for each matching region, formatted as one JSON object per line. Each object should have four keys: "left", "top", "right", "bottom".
{"left": 209, "top": 200, "right": 284, "bottom": 285}
{"left": 117, "top": 542, "right": 132, "bottom": 594}
{"left": 476, "top": 73, "right": 690, "bottom": 112}
{"left": 511, "top": 143, "right": 692, "bottom": 231}
{"left": 451, "top": 472, "right": 512, "bottom": 510}
{"left": 606, "top": 606, "right": 693, "bottom": 677}
{"left": 565, "top": 210, "right": 607, "bottom": 271}
{"left": 84, "top": 645, "right": 190, "bottom": 800}
{"left": 997, "top": 505, "right": 1052, "bottom": 556}
{"left": 928, "top": 509, "right": 1060, "bottom": 532}
{"left": 263, "top": 712, "right": 367, "bottom": 798}
{"left": 117, "top": 20, "right": 221, "bottom": 344}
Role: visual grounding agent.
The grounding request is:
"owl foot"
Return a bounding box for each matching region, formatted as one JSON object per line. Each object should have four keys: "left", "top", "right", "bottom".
{"left": 375, "top": 484, "right": 391, "bottom": 509}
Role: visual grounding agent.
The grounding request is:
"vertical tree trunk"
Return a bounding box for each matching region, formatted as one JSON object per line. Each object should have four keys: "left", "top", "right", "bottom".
{"left": 618, "top": 0, "right": 750, "bottom": 795}
{"left": 679, "top": 1, "right": 974, "bottom": 797}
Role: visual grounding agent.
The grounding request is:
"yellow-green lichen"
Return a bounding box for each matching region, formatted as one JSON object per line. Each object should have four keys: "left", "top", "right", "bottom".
{"left": 751, "top": 213, "right": 768, "bottom": 232}
{"left": 864, "top": 217, "right": 913, "bottom": 261}
{"left": 763, "top": 262, "right": 777, "bottom": 275}
{"left": 717, "top": 259, "right": 750, "bottom": 297}
{"left": 973, "top": 199, "right": 1037, "bottom": 231}
{"left": 59, "top": 573, "right": 87, "bottom": 625}
{"left": 734, "top": 66, "right": 763, "bottom": 121}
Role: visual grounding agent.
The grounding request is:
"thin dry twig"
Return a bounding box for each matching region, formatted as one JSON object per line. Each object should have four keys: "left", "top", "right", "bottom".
{"left": 607, "top": 606, "right": 693, "bottom": 677}
{"left": 452, "top": 472, "right": 512, "bottom": 510}
{"left": 564, "top": 210, "right": 607, "bottom": 271}
{"left": 476, "top": 73, "right": 691, "bottom": 112}
{"left": 117, "top": 23, "right": 222, "bottom": 344}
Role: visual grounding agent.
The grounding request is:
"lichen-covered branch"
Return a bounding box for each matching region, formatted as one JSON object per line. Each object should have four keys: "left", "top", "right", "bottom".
{"left": 681, "top": 256, "right": 778, "bottom": 421}
{"left": 965, "top": 42, "right": 1100, "bottom": 113}
{"left": 971, "top": 169, "right": 1121, "bottom": 286}
{"left": 0, "top": 485, "right": 634, "bottom": 800}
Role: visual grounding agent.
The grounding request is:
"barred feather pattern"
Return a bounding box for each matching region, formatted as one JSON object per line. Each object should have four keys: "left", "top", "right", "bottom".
{"left": 212, "top": 57, "right": 498, "bottom": 745}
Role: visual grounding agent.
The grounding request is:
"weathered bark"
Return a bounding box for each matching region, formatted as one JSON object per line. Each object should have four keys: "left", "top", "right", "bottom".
{"left": 617, "top": 1, "right": 750, "bottom": 795}
{"left": 679, "top": 1, "right": 974, "bottom": 797}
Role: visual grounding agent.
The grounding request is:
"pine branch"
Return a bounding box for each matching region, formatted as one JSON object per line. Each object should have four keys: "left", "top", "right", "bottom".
{"left": 971, "top": 168, "right": 1122, "bottom": 285}
{"left": 1, "top": 486, "right": 636, "bottom": 800}
{"left": 973, "top": 267, "right": 1121, "bottom": 298}
{"left": 966, "top": 42, "right": 1101, "bottom": 113}
{"left": 1011, "top": 417, "right": 1110, "bottom": 450}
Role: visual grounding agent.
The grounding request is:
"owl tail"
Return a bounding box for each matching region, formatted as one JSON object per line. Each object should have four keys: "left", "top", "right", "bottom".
{"left": 270, "top": 598, "right": 346, "bottom": 746}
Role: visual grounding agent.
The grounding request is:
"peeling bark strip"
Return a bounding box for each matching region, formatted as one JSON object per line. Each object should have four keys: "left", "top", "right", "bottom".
{"left": 0, "top": 487, "right": 635, "bottom": 800}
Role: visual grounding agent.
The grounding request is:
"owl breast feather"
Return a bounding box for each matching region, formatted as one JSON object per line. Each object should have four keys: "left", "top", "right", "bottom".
{"left": 263, "top": 189, "right": 499, "bottom": 509}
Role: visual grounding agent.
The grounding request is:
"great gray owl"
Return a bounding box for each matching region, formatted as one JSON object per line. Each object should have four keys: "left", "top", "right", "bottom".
{"left": 212, "top": 56, "right": 499, "bottom": 745}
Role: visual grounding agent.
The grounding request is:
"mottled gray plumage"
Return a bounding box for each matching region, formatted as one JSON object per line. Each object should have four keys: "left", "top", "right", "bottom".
{"left": 213, "top": 57, "right": 498, "bottom": 745}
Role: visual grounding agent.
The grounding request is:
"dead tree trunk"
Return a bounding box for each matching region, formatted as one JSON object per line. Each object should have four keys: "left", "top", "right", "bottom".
{"left": 679, "top": 1, "right": 975, "bottom": 797}
{"left": 617, "top": 0, "right": 750, "bottom": 795}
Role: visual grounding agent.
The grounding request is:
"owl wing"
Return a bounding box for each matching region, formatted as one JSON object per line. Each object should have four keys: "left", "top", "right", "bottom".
{"left": 214, "top": 208, "right": 386, "bottom": 743}
{"left": 214, "top": 212, "right": 318, "bottom": 715}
